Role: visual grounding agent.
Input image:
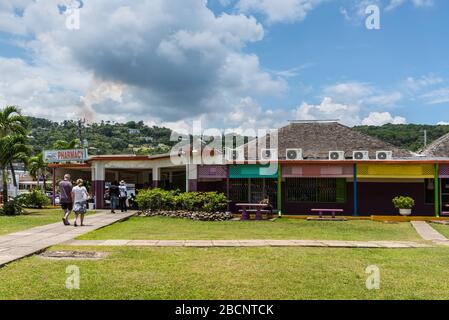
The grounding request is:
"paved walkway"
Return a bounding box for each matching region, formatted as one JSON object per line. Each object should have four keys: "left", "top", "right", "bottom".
{"left": 64, "top": 239, "right": 431, "bottom": 248}
{"left": 411, "top": 221, "right": 449, "bottom": 246}
{"left": 0, "top": 211, "right": 135, "bottom": 267}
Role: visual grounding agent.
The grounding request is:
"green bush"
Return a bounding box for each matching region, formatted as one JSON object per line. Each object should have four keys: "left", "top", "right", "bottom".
{"left": 0, "top": 199, "right": 24, "bottom": 216}
{"left": 136, "top": 189, "right": 228, "bottom": 213}
{"left": 16, "top": 190, "right": 51, "bottom": 209}
{"left": 136, "top": 188, "right": 177, "bottom": 211}
{"left": 392, "top": 196, "right": 415, "bottom": 209}
{"left": 202, "top": 192, "right": 228, "bottom": 213}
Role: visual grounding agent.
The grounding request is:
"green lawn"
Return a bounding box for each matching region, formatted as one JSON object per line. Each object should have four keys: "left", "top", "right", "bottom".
{"left": 0, "top": 209, "right": 96, "bottom": 236}
{"left": 79, "top": 216, "right": 421, "bottom": 241}
{"left": 1, "top": 246, "right": 448, "bottom": 300}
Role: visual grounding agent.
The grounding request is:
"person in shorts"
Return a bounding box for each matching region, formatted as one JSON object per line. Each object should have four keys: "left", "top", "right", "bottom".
{"left": 72, "top": 179, "right": 89, "bottom": 227}
{"left": 60, "top": 174, "right": 73, "bottom": 225}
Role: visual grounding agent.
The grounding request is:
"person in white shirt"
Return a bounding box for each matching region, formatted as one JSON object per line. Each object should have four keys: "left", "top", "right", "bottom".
{"left": 71, "top": 179, "right": 89, "bottom": 227}
{"left": 119, "top": 180, "right": 128, "bottom": 212}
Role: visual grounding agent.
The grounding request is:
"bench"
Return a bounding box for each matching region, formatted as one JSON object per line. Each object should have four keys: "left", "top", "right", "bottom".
{"left": 311, "top": 208, "right": 344, "bottom": 219}
{"left": 442, "top": 204, "right": 449, "bottom": 216}
{"left": 236, "top": 203, "right": 270, "bottom": 221}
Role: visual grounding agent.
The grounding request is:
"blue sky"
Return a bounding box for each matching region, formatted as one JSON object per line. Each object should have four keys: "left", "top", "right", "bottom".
{"left": 0, "top": 0, "right": 448, "bottom": 130}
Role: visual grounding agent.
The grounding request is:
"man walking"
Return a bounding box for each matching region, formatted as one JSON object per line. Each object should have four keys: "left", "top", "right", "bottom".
{"left": 60, "top": 174, "right": 73, "bottom": 225}
{"left": 118, "top": 180, "right": 128, "bottom": 212}
{"left": 109, "top": 181, "right": 120, "bottom": 213}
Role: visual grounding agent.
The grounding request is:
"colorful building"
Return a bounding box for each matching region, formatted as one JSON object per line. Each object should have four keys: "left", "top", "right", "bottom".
{"left": 49, "top": 121, "right": 449, "bottom": 217}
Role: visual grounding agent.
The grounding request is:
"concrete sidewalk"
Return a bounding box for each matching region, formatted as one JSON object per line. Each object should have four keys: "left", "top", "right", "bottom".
{"left": 411, "top": 221, "right": 449, "bottom": 246}
{"left": 0, "top": 211, "right": 135, "bottom": 267}
{"left": 64, "top": 239, "right": 431, "bottom": 249}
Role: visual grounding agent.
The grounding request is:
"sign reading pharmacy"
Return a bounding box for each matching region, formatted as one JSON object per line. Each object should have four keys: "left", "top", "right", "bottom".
{"left": 44, "top": 149, "right": 88, "bottom": 163}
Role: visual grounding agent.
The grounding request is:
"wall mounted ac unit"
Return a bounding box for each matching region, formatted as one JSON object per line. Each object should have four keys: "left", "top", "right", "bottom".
{"left": 329, "top": 151, "right": 345, "bottom": 160}
{"left": 376, "top": 151, "right": 393, "bottom": 160}
{"left": 353, "top": 151, "right": 369, "bottom": 160}
{"left": 226, "top": 148, "right": 244, "bottom": 162}
{"left": 260, "top": 148, "right": 278, "bottom": 161}
{"left": 286, "top": 149, "right": 303, "bottom": 161}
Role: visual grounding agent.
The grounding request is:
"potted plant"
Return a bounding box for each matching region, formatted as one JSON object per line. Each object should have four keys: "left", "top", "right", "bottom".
{"left": 392, "top": 196, "right": 415, "bottom": 216}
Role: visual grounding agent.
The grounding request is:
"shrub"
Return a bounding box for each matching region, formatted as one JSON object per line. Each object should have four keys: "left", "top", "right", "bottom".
{"left": 136, "top": 188, "right": 177, "bottom": 211}
{"left": 392, "top": 196, "right": 415, "bottom": 209}
{"left": 136, "top": 189, "right": 228, "bottom": 213}
{"left": 16, "top": 190, "right": 51, "bottom": 209}
{"left": 202, "top": 192, "right": 228, "bottom": 213}
{"left": 0, "top": 199, "right": 24, "bottom": 216}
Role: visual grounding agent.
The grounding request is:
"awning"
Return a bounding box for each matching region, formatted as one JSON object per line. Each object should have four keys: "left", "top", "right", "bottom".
{"left": 440, "top": 165, "right": 449, "bottom": 178}
{"left": 357, "top": 164, "right": 434, "bottom": 179}
{"left": 282, "top": 164, "right": 353, "bottom": 178}
{"left": 229, "top": 164, "right": 278, "bottom": 179}
{"left": 198, "top": 165, "right": 228, "bottom": 179}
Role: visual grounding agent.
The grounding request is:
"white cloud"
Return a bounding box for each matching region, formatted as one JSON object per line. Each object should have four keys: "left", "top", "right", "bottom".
{"left": 437, "top": 121, "right": 449, "bottom": 126}
{"left": 237, "top": 0, "right": 324, "bottom": 24}
{"left": 361, "top": 112, "right": 407, "bottom": 126}
{"left": 385, "top": 0, "right": 434, "bottom": 11}
{"left": 323, "top": 81, "right": 402, "bottom": 107}
{"left": 0, "top": 0, "right": 287, "bottom": 128}
{"left": 421, "top": 88, "right": 449, "bottom": 105}
{"left": 404, "top": 75, "right": 443, "bottom": 91}
{"left": 295, "top": 97, "right": 361, "bottom": 127}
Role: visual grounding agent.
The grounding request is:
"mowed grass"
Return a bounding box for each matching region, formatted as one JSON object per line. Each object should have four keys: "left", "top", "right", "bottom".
{"left": 0, "top": 209, "right": 96, "bottom": 236}
{"left": 79, "top": 216, "right": 421, "bottom": 241}
{"left": 1, "top": 246, "right": 449, "bottom": 300}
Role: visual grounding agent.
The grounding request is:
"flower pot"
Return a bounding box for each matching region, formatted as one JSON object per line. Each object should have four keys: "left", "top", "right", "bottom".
{"left": 399, "top": 208, "right": 412, "bottom": 216}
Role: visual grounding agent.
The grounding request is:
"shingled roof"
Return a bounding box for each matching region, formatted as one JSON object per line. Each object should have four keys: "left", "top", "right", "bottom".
{"left": 244, "top": 121, "right": 413, "bottom": 159}
{"left": 421, "top": 132, "right": 449, "bottom": 157}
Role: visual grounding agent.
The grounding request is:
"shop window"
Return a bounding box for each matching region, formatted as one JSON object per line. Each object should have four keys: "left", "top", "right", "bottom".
{"left": 285, "top": 178, "right": 346, "bottom": 203}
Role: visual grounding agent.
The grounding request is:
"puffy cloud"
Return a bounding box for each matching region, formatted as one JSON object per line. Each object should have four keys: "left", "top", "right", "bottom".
{"left": 295, "top": 97, "right": 361, "bottom": 127}
{"left": 361, "top": 112, "right": 407, "bottom": 126}
{"left": 237, "top": 0, "right": 324, "bottom": 24}
{"left": 0, "top": 0, "right": 285, "bottom": 127}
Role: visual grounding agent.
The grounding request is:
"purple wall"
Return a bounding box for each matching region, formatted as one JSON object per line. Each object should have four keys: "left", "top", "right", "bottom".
{"left": 282, "top": 181, "right": 434, "bottom": 216}
{"left": 93, "top": 180, "right": 105, "bottom": 209}
{"left": 357, "top": 182, "right": 434, "bottom": 216}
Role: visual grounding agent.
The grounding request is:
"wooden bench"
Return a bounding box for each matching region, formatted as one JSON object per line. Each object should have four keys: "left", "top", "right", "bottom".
{"left": 311, "top": 208, "right": 344, "bottom": 219}
{"left": 441, "top": 204, "right": 449, "bottom": 216}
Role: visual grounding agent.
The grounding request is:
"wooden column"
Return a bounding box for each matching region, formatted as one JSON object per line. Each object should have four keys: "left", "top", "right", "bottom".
{"left": 435, "top": 164, "right": 440, "bottom": 217}
{"left": 277, "top": 163, "right": 282, "bottom": 216}
{"left": 353, "top": 163, "right": 358, "bottom": 216}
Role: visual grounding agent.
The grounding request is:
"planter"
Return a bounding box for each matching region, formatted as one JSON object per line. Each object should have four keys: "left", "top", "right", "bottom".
{"left": 399, "top": 208, "right": 412, "bottom": 216}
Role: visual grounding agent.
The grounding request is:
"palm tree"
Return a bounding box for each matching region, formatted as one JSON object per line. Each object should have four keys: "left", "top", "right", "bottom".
{"left": 52, "top": 139, "right": 81, "bottom": 150}
{"left": 28, "top": 152, "right": 49, "bottom": 192}
{"left": 0, "top": 106, "right": 28, "bottom": 137}
{"left": 0, "top": 106, "right": 29, "bottom": 203}
{"left": 0, "top": 135, "right": 31, "bottom": 202}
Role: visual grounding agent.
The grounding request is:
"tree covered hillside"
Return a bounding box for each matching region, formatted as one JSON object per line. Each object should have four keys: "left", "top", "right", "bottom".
{"left": 353, "top": 124, "right": 449, "bottom": 152}
{"left": 27, "top": 117, "right": 176, "bottom": 155}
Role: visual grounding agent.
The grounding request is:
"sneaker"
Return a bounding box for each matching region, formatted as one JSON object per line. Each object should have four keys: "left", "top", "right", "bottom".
{"left": 62, "top": 218, "right": 68, "bottom": 226}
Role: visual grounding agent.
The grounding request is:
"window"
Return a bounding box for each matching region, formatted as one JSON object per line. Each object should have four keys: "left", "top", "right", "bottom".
{"left": 424, "top": 179, "right": 435, "bottom": 204}
{"left": 285, "top": 178, "right": 346, "bottom": 203}
{"left": 230, "top": 178, "right": 248, "bottom": 202}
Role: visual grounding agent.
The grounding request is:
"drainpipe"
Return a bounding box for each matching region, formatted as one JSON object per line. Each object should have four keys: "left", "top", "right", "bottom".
{"left": 353, "top": 163, "right": 358, "bottom": 216}
{"left": 277, "top": 163, "right": 282, "bottom": 217}
{"left": 435, "top": 164, "right": 440, "bottom": 217}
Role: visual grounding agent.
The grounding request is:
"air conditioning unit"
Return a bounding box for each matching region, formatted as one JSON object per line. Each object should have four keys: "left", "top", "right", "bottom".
{"left": 376, "top": 151, "right": 393, "bottom": 160}
{"left": 353, "top": 151, "right": 369, "bottom": 160}
{"left": 329, "top": 151, "right": 345, "bottom": 160}
{"left": 286, "top": 148, "right": 303, "bottom": 161}
{"left": 260, "top": 148, "right": 278, "bottom": 161}
{"left": 226, "top": 148, "right": 244, "bottom": 162}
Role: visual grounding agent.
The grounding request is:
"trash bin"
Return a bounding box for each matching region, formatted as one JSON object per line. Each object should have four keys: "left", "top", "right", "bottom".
{"left": 88, "top": 203, "right": 95, "bottom": 210}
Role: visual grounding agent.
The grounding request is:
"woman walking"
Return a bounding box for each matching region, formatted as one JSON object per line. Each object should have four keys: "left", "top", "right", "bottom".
{"left": 71, "top": 179, "right": 89, "bottom": 227}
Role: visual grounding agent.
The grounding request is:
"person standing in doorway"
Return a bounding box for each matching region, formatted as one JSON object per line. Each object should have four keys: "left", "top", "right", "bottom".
{"left": 109, "top": 181, "right": 120, "bottom": 213}
{"left": 119, "top": 180, "right": 128, "bottom": 212}
{"left": 72, "top": 179, "right": 89, "bottom": 227}
{"left": 60, "top": 174, "right": 73, "bottom": 225}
